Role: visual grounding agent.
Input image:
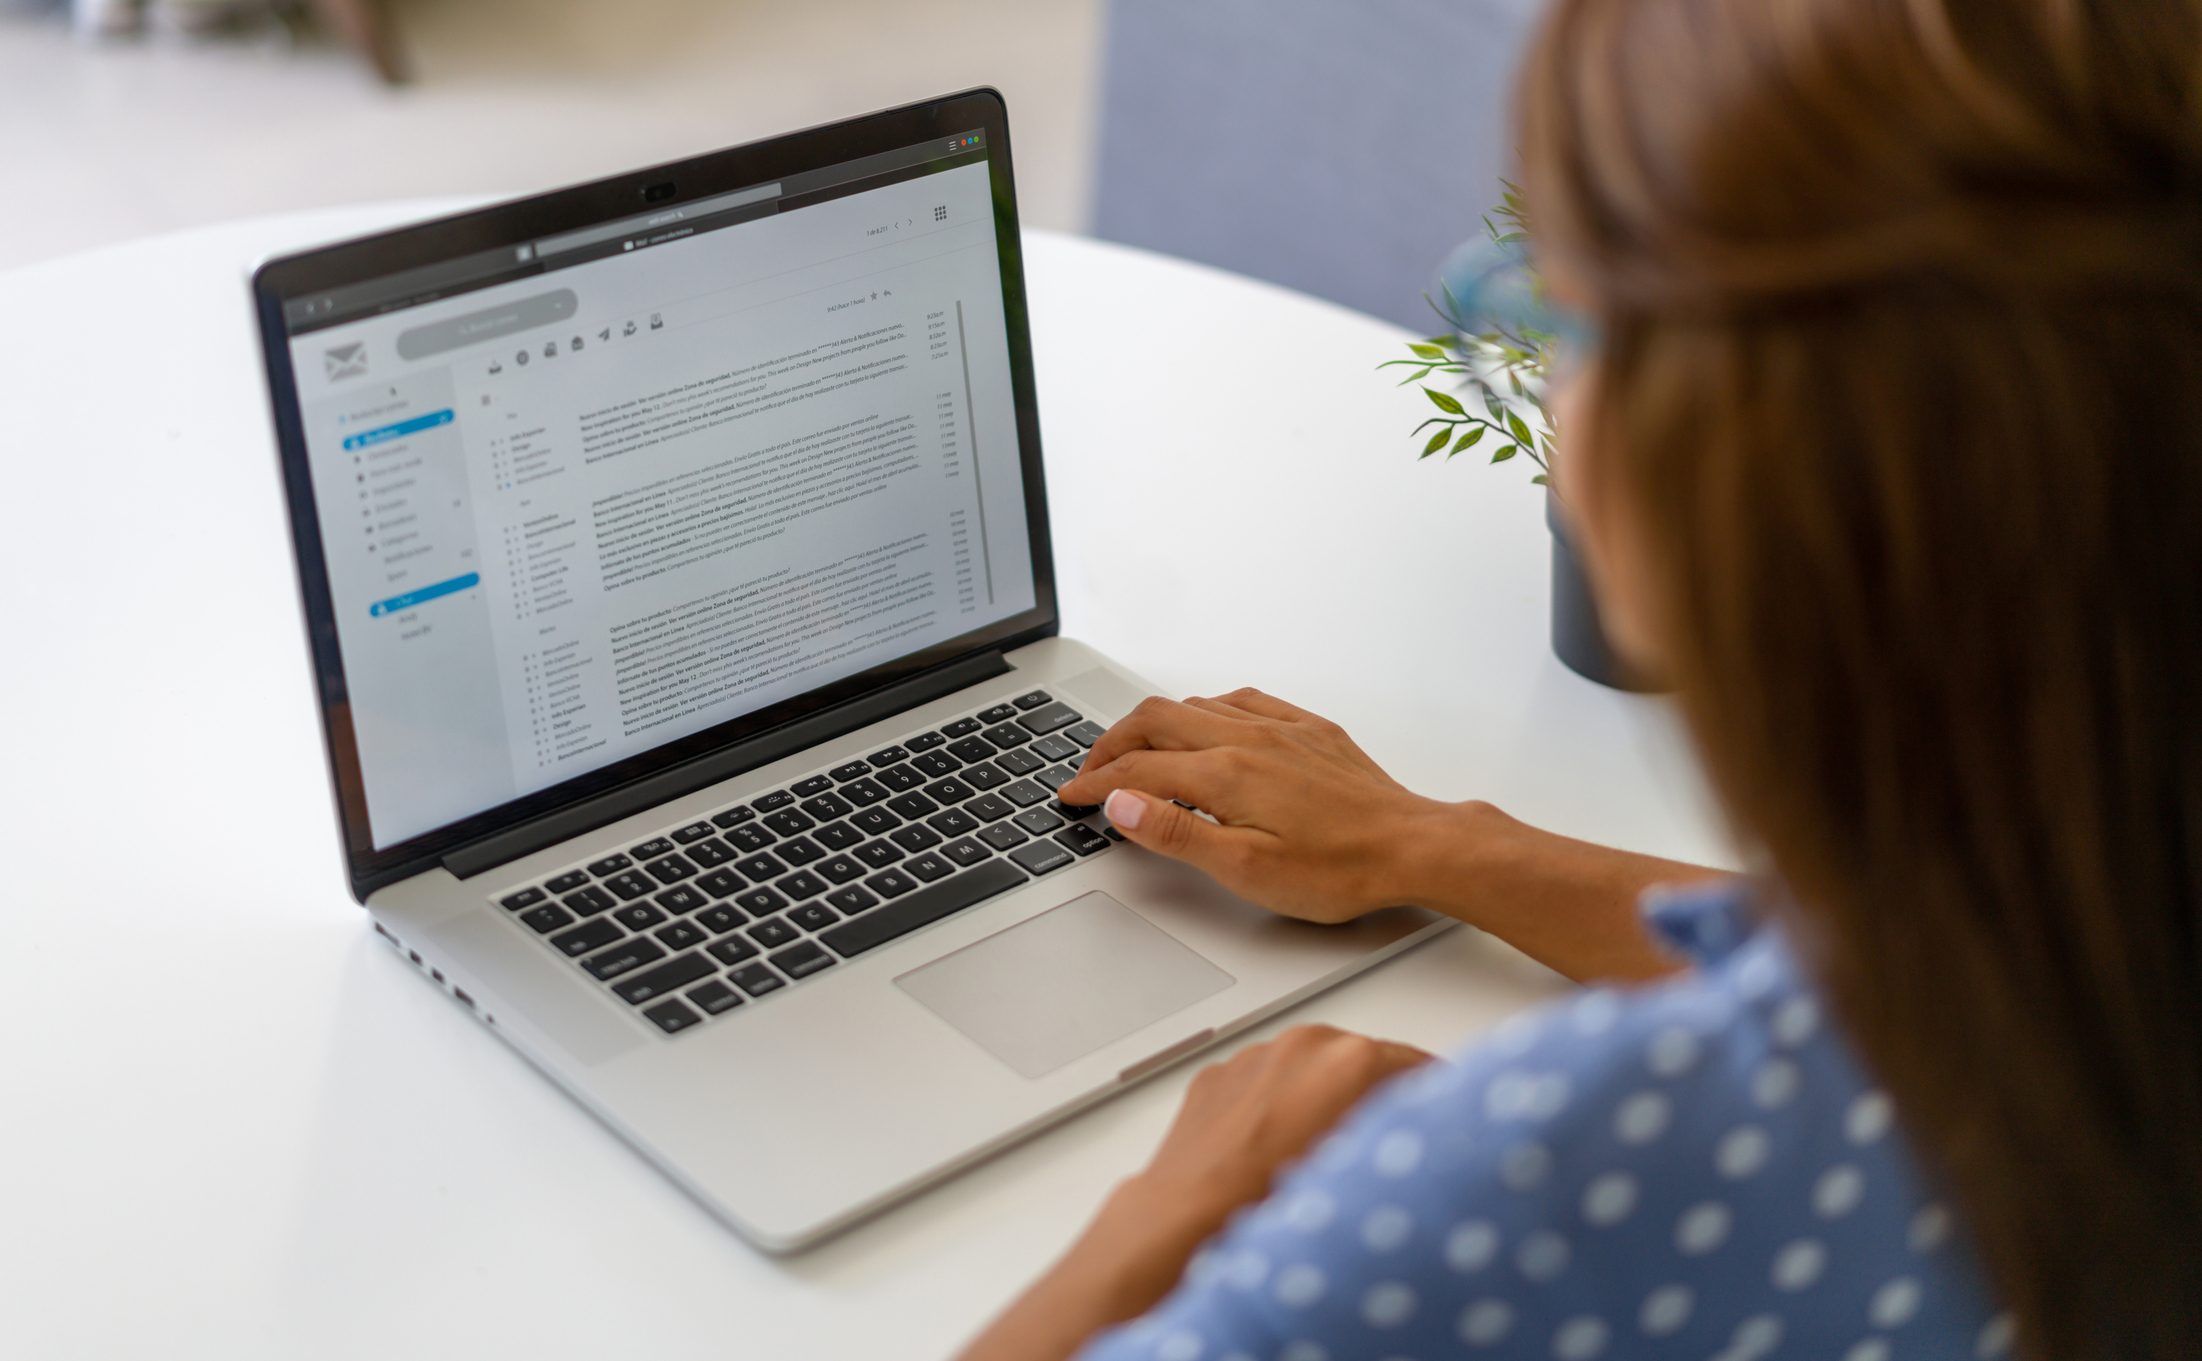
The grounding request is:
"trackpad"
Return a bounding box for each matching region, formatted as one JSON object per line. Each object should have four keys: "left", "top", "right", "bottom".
{"left": 895, "top": 892, "right": 1234, "bottom": 1079}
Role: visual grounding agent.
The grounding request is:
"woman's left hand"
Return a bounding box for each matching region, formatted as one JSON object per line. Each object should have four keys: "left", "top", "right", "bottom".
{"left": 956, "top": 1025, "right": 1433, "bottom": 1361}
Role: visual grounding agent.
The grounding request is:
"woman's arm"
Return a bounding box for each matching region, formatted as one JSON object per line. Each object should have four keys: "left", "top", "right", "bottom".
{"left": 1054, "top": 686, "right": 1722, "bottom": 985}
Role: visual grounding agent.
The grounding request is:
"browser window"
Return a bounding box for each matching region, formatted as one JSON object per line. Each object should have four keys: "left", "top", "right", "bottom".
{"left": 283, "top": 138, "right": 1036, "bottom": 849}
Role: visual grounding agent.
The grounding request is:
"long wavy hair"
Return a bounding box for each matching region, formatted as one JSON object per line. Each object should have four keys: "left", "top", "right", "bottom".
{"left": 1519, "top": 1, "right": 2202, "bottom": 1356}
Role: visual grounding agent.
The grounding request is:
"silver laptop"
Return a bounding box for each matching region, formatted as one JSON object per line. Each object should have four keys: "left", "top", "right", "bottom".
{"left": 250, "top": 88, "right": 1442, "bottom": 1252}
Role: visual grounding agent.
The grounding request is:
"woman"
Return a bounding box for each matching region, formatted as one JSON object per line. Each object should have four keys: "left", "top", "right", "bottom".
{"left": 960, "top": 0, "right": 2202, "bottom": 1357}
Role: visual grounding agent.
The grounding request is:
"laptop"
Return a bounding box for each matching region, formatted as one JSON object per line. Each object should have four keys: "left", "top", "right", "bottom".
{"left": 250, "top": 88, "right": 1442, "bottom": 1252}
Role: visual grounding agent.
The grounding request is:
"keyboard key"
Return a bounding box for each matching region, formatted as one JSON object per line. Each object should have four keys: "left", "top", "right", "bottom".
{"left": 764, "top": 809, "right": 816, "bottom": 836}
{"left": 550, "top": 917, "right": 622, "bottom": 957}
{"left": 1017, "top": 703, "right": 1083, "bottom": 735}
{"left": 814, "top": 820, "right": 864, "bottom": 851}
{"left": 1030, "top": 734, "right": 1080, "bottom": 763}
{"left": 1105, "top": 826, "right": 1125, "bottom": 841}
{"left": 817, "top": 855, "right": 866, "bottom": 885}
{"left": 911, "top": 750, "right": 961, "bottom": 778}
{"left": 1011, "top": 840, "right": 1075, "bottom": 875}
{"left": 800, "top": 792, "right": 854, "bottom": 821}
{"left": 771, "top": 941, "right": 836, "bottom": 979}
{"left": 499, "top": 887, "right": 547, "bottom": 911}
{"left": 656, "top": 921, "right": 708, "bottom": 951}
{"left": 708, "top": 935, "right": 760, "bottom": 966}
{"left": 923, "top": 777, "right": 975, "bottom": 805}
{"left": 710, "top": 806, "right": 757, "bottom": 830}
{"left": 777, "top": 836, "right": 825, "bottom": 867}
{"left": 616, "top": 903, "right": 667, "bottom": 931}
{"left": 672, "top": 821, "right": 715, "bottom": 844}
{"left": 977, "top": 703, "right": 1019, "bottom": 724}
{"left": 978, "top": 821, "right": 1028, "bottom": 851}
{"left": 1035, "top": 765, "right": 1077, "bottom": 794}
{"left": 850, "top": 806, "right": 900, "bottom": 836}
{"left": 562, "top": 886, "right": 617, "bottom": 917}
{"left": 822, "top": 859, "right": 1027, "bottom": 959}
{"left": 995, "top": 747, "right": 1046, "bottom": 777}
{"left": 906, "top": 730, "right": 947, "bottom": 751}
{"left": 697, "top": 867, "right": 745, "bottom": 898}
{"left": 643, "top": 854, "right": 697, "bottom": 885}
{"left": 1055, "top": 824, "right": 1112, "bottom": 857}
{"left": 586, "top": 853, "right": 633, "bottom": 877}
{"left": 853, "top": 840, "right": 903, "bottom": 869}
{"left": 748, "top": 918, "right": 800, "bottom": 949}
{"left": 545, "top": 870, "right": 590, "bottom": 894}
{"left": 905, "top": 852, "right": 954, "bottom": 883}
{"left": 826, "top": 885, "right": 879, "bottom": 915}
{"left": 734, "top": 853, "right": 787, "bottom": 882}
{"left": 1064, "top": 720, "right": 1107, "bottom": 748}
{"left": 890, "top": 824, "right": 943, "bottom": 853}
{"left": 614, "top": 951, "right": 714, "bottom": 1005}
{"left": 874, "top": 762, "right": 925, "bottom": 792}
{"left": 688, "top": 979, "right": 743, "bottom": 1015}
{"left": 980, "top": 723, "right": 1029, "bottom": 751}
{"left": 791, "top": 775, "right": 834, "bottom": 797}
{"left": 630, "top": 837, "right": 676, "bottom": 860}
{"left": 1014, "top": 807, "right": 1065, "bottom": 836}
{"left": 929, "top": 807, "right": 981, "bottom": 837}
{"left": 753, "top": 790, "right": 795, "bottom": 812}
{"left": 999, "top": 779, "right": 1049, "bottom": 809}
{"left": 829, "top": 760, "right": 872, "bottom": 782}
{"left": 643, "top": 999, "right": 701, "bottom": 1034}
{"left": 520, "top": 903, "right": 573, "bottom": 933}
{"left": 687, "top": 837, "right": 735, "bottom": 868}
{"left": 697, "top": 904, "right": 745, "bottom": 935}
{"left": 942, "top": 717, "right": 983, "bottom": 738}
{"left": 965, "top": 792, "right": 1016, "bottom": 821}
{"left": 867, "top": 745, "right": 910, "bottom": 766}
{"left": 1013, "top": 690, "right": 1052, "bottom": 710}
{"left": 947, "top": 736, "right": 997, "bottom": 764}
{"left": 942, "top": 837, "right": 993, "bottom": 868}
{"left": 775, "top": 869, "right": 829, "bottom": 901}
{"left": 735, "top": 887, "right": 789, "bottom": 918}
{"left": 840, "top": 777, "right": 889, "bottom": 808}
{"left": 654, "top": 884, "right": 707, "bottom": 913}
{"left": 962, "top": 762, "right": 1010, "bottom": 792}
{"left": 725, "top": 824, "right": 776, "bottom": 852}
{"left": 604, "top": 871, "right": 656, "bottom": 901}
{"left": 886, "top": 791, "right": 939, "bottom": 820}
{"left": 729, "top": 963, "right": 784, "bottom": 997}
{"left": 789, "top": 902, "right": 840, "bottom": 932}
{"left": 582, "top": 938, "right": 666, "bottom": 980}
{"left": 865, "top": 867, "right": 919, "bottom": 898}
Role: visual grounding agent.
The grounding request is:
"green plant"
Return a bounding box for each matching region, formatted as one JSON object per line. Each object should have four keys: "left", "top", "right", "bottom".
{"left": 1382, "top": 182, "right": 1559, "bottom": 486}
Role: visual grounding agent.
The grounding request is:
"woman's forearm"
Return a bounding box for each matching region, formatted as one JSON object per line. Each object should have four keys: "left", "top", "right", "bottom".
{"left": 1399, "top": 802, "right": 1725, "bottom": 984}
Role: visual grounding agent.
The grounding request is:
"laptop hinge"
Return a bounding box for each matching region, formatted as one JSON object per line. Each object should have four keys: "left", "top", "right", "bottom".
{"left": 440, "top": 649, "right": 1013, "bottom": 881}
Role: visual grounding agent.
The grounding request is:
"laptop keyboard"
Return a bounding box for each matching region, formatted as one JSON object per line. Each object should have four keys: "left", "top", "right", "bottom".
{"left": 488, "top": 690, "right": 1122, "bottom": 1037}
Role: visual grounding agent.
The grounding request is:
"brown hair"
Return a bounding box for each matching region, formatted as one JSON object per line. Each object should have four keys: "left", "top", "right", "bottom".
{"left": 1519, "top": 1, "right": 2202, "bottom": 1356}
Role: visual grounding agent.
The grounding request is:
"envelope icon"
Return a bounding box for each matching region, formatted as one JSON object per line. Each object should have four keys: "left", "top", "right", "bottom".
{"left": 323, "top": 342, "right": 368, "bottom": 381}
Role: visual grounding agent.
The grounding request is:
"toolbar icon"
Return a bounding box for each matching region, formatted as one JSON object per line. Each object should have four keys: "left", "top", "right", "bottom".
{"left": 649, "top": 313, "right": 663, "bottom": 330}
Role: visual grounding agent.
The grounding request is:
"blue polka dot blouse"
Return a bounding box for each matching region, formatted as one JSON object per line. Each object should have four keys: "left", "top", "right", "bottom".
{"left": 1077, "top": 880, "right": 2015, "bottom": 1361}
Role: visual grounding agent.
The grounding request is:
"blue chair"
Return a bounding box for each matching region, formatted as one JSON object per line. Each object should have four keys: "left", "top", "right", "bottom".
{"left": 1091, "top": 0, "right": 1546, "bottom": 332}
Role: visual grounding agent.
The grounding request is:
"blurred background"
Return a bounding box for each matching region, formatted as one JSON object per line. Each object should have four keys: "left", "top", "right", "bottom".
{"left": 0, "top": 0, "right": 1541, "bottom": 329}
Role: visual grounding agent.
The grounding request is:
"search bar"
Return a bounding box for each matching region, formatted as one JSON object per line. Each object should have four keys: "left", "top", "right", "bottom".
{"left": 533, "top": 183, "right": 783, "bottom": 259}
{"left": 395, "top": 289, "right": 578, "bottom": 360}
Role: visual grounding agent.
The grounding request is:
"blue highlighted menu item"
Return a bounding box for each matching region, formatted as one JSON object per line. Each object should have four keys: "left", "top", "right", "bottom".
{"left": 343, "top": 409, "right": 454, "bottom": 452}
{"left": 369, "top": 572, "right": 480, "bottom": 618}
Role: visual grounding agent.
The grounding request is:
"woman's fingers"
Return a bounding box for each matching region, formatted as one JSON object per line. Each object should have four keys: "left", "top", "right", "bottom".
{"left": 1057, "top": 747, "right": 1241, "bottom": 813}
{"left": 1075, "top": 696, "right": 1251, "bottom": 777}
{"left": 1101, "top": 788, "right": 1266, "bottom": 882}
{"left": 1199, "top": 686, "right": 1317, "bottom": 724}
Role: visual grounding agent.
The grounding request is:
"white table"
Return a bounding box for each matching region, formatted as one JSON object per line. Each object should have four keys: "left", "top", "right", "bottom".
{"left": 0, "top": 208, "right": 1728, "bottom": 1359}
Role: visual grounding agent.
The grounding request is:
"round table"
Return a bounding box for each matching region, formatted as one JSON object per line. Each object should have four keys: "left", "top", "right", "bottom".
{"left": 0, "top": 206, "right": 1728, "bottom": 1359}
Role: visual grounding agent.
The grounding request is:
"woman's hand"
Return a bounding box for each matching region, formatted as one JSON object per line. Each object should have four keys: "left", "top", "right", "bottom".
{"left": 955, "top": 1026, "right": 1431, "bottom": 1361}
{"left": 1054, "top": 687, "right": 1458, "bottom": 924}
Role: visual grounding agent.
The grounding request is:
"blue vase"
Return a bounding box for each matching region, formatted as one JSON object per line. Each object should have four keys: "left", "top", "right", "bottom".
{"left": 1546, "top": 493, "right": 1659, "bottom": 693}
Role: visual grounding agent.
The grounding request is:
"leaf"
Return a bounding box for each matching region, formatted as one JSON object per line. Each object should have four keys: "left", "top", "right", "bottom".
{"left": 1424, "top": 387, "right": 1466, "bottom": 415}
{"left": 1422, "top": 429, "right": 1451, "bottom": 458}
{"left": 1454, "top": 427, "right": 1486, "bottom": 454}
{"left": 1532, "top": 474, "right": 1551, "bottom": 487}
{"left": 1407, "top": 343, "right": 1446, "bottom": 361}
{"left": 1492, "top": 444, "right": 1518, "bottom": 464}
{"left": 1484, "top": 392, "right": 1507, "bottom": 423}
{"left": 1508, "top": 411, "right": 1536, "bottom": 447}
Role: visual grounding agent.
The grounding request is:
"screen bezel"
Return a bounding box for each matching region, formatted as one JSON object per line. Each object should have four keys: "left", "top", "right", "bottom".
{"left": 252, "top": 89, "right": 1058, "bottom": 899}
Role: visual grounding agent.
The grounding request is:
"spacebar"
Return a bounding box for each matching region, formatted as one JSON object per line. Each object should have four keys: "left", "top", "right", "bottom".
{"left": 820, "top": 860, "right": 1028, "bottom": 958}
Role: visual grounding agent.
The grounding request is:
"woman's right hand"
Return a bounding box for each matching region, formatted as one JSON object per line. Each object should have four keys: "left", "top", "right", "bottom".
{"left": 1053, "top": 687, "right": 1467, "bottom": 925}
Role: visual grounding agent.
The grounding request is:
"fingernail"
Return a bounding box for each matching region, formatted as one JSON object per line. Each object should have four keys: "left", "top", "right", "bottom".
{"left": 1105, "top": 788, "right": 1145, "bottom": 830}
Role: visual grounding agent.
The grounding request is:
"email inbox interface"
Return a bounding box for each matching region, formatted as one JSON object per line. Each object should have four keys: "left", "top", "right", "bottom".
{"left": 291, "top": 160, "right": 1036, "bottom": 850}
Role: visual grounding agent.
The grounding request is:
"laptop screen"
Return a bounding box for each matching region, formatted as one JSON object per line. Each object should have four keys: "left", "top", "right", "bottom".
{"left": 275, "top": 128, "right": 1039, "bottom": 851}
